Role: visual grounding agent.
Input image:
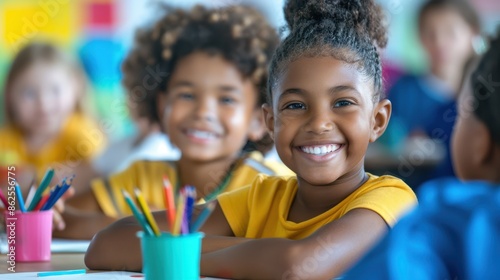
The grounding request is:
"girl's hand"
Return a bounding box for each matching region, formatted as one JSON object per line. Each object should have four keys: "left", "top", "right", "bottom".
{"left": 52, "top": 186, "right": 75, "bottom": 231}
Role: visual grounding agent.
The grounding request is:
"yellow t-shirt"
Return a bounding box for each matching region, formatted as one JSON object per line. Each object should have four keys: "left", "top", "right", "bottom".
{"left": 0, "top": 113, "right": 106, "bottom": 180}
{"left": 218, "top": 173, "right": 417, "bottom": 239}
{"left": 91, "top": 151, "right": 294, "bottom": 218}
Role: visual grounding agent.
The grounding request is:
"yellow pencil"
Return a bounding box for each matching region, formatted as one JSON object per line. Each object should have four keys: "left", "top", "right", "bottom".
{"left": 172, "top": 191, "right": 186, "bottom": 236}
{"left": 134, "top": 188, "right": 161, "bottom": 236}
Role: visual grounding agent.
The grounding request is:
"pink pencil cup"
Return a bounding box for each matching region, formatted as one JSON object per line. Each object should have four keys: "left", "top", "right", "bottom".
{"left": 5, "top": 210, "right": 53, "bottom": 262}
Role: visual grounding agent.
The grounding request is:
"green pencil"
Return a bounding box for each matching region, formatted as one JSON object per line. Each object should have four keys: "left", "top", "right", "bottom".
{"left": 122, "top": 189, "right": 154, "bottom": 236}
{"left": 27, "top": 168, "right": 54, "bottom": 211}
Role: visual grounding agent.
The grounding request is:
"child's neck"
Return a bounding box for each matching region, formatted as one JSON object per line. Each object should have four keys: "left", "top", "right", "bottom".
{"left": 289, "top": 165, "right": 367, "bottom": 223}
{"left": 24, "top": 130, "right": 57, "bottom": 154}
{"left": 430, "top": 63, "right": 464, "bottom": 94}
{"left": 176, "top": 154, "right": 240, "bottom": 199}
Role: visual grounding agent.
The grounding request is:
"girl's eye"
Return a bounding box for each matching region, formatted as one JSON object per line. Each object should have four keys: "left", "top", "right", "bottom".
{"left": 52, "top": 85, "right": 60, "bottom": 97}
{"left": 21, "top": 88, "right": 36, "bottom": 99}
{"left": 220, "top": 96, "right": 236, "bottom": 104}
{"left": 334, "top": 100, "right": 353, "bottom": 107}
{"left": 284, "top": 102, "right": 306, "bottom": 110}
{"left": 178, "top": 92, "right": 194, "bottom": 100}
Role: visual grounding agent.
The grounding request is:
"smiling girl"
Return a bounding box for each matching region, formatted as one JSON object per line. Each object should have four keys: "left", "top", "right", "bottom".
{"left": 85, "top": 1, "right": 417, "bottom": 278}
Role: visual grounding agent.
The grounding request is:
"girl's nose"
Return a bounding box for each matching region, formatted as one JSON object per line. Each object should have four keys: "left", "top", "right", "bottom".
{"left": 37, "top": 90, "right": 54, "bottom": 114}
{"left": 304, "top": 108, "right": 334, "bottom": 134}
{"left": 195, "top": 96, "right": 217, "bottom": 121}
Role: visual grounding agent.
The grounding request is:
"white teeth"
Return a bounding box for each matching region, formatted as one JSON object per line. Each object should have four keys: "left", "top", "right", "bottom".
{"left": 187, "top": 129, "right": 217, "bottom": 140}
{"left": 301, "top": 144, "right": 340, "bottom": 155}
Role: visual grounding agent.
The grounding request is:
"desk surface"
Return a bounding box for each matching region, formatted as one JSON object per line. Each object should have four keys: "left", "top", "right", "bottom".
{"left": 0, "top": 253, "right": 86, "bottom": 274}
{"left": 0, "top": 253, "right": 225, "bottom": 279}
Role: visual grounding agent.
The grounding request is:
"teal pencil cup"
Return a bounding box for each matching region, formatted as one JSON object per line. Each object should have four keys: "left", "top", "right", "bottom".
{"left": 137, "top": 231, "right": 204, "bottom": 280}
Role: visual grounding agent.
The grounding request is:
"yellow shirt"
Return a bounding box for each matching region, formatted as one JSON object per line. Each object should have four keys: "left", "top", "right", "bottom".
{"left": 0, "top": 113, "right": 105, "bottom": 180}
{"left": 91, "top": 151, "right": 294, "bottom": 218}
{"left": 218, "top": 173, "right": 417, "bottom": 239}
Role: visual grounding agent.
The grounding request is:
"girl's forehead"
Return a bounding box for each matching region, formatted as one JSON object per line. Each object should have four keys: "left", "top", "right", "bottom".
{"left": 277, "top": 56, "right": 374, "bottom": 97}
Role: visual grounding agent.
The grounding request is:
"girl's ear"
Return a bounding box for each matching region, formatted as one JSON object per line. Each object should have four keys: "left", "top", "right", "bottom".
{"left": 262, "top": 104, "right": 275, "bottom": 140}
{"left": 370, "top": 99, "right": 391, "bottom": 143}
{"left": 247, "top": 108, "right": 267, "bottom": 142}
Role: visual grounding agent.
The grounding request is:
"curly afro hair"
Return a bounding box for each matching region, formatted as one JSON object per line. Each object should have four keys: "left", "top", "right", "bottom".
{"left": 122, "top": 4, "right": 279, "bottom": 124}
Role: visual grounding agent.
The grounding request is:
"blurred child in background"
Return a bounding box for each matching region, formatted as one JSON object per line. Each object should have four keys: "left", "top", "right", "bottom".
{"left": 0, "top": 42, "right": 105, "bottom": 191}
{"left": 381, "top": 0, "right": 481, "bottom": 187}
{"left": 345, "top": 28, "right": 500, "bottom": 280}
{"left": 53, "top": 4, "right": 292, "bottom": 239}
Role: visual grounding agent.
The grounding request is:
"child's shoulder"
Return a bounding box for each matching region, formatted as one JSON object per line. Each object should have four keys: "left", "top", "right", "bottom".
{"left": 418, "top": 177, "right": 500, "bottom": 208}
{"left": 0, "top": 124, "right": 21, "bottom": 143}
{"left": 363, "top": 173, "right": 412, "bottom": 190}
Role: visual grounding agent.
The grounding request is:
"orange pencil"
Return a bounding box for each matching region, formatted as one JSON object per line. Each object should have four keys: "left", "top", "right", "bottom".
{"left": 163, "top": 176, "right": 176, "bottom": 231}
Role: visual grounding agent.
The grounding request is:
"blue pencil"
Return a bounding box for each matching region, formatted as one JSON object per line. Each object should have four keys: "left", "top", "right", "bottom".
{"left": 37, "top": 269, "right": 86, "bottom": 277}
{"left": 190, "top": 201, "right": 216, "bottom": 232}
{"left": 42, "top": 180, "right": 71, "bottom": 210}
{"left": 183, "top": 186, "right": 196, "bottom": 234}
{"left": 122, "top": 189, "right": 154, "bottom": 236}
{"left": 14, "top": 182, "right": 26, "bottom": 212}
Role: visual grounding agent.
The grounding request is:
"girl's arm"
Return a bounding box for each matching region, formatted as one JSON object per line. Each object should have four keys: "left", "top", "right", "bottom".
{"left": 84, "top": 203, "right": 252, "bottom": 271}
{"left": 200, "top": 208, "right": 388, "bottom": 279}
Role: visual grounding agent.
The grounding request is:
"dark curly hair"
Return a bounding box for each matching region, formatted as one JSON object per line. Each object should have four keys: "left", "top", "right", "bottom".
{"left": 470, "top": 28, "right": 500, "bottom": 145}
{"left": 268, "top": 0, "right": 387, "bottom": 103}
{"left": 122, "top": 4, "right": 279, "bottom": 123}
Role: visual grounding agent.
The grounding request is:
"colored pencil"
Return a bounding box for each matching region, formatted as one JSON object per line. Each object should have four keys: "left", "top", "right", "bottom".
{"left": 190, "top": 201, "right": 216, "bottom": 232}
{"left": 0, "top": 190, "right": 8, "bottom": 208}
{"left": 163, "top": 176, "right": 176, "bottom": 230}
{"left": 122, "top": 189, "right": 154, "bottom": 236}
{"left": 34, "top": 194, "right": 50, "bottom": 211}
{"left": 134, "top": 188, "right": 160, "bottom": 236}
{"left": 183, "top": 186, "right": 196, "bottom": 234}
{"left": 37, "top": 269, "right": 86, "bottom": 277}
{"left": 28, "top": 168, "right": 54, "bottom": 211}
{"left": 25, "top": 185, "right": 36, "bottom": 209}
{"left": 14, "top": 182, "right": 26, "bottom": 212}
{"left": 172, "top": 190, "right": 186, "bottom": 236}
{"left": 41, "top": 184, "right": 61, "bottom": 211}
{"left": 42, "top": 179, "right": 72, "bottom": 210}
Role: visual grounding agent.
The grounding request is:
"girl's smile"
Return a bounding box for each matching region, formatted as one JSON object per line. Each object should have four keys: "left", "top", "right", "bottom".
{"left": 297, "top": 143, "right": 344, "bottom": 163}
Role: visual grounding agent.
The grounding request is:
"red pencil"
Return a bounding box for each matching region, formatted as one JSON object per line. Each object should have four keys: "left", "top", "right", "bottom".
{"left": 34, "top": 193, "right": 50, "bottom": 211}
{"left": 163, "top": 176, "right": 176, "bottom": 231}
{"left": 0, "top": 191, "right": 8, "bottom": 208}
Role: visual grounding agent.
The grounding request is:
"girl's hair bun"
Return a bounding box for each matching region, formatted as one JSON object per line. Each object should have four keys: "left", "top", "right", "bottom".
{"left": 284, "top": 0, "right": 387, "bottom": 48}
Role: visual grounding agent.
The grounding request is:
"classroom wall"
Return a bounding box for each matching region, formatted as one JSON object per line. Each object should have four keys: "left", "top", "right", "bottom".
{"left": 0, "top": 0, "right": 499, "bottom": 140}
